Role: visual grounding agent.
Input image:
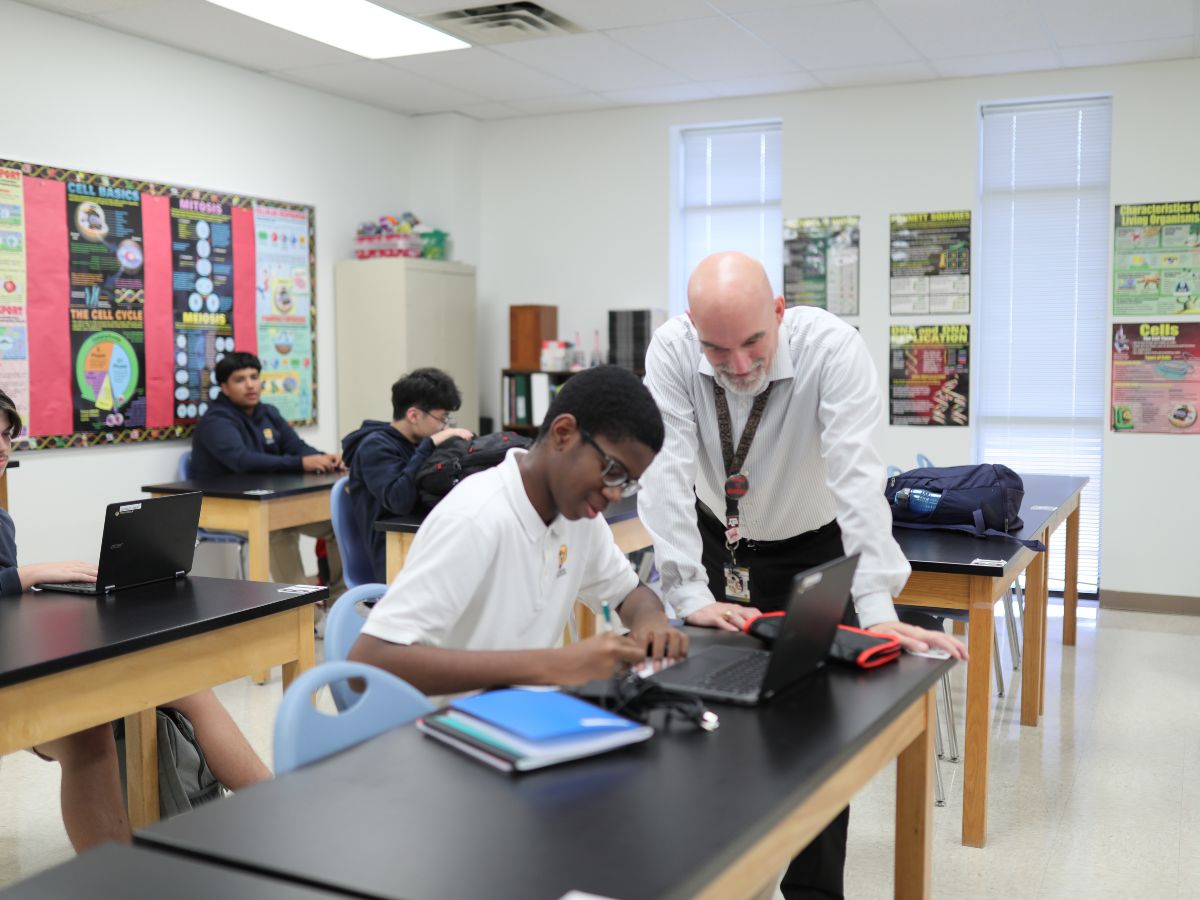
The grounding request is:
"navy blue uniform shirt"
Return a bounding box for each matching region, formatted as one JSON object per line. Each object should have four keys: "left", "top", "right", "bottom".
{"left": 191, "top": 394, "right": 318, "bottom": 477}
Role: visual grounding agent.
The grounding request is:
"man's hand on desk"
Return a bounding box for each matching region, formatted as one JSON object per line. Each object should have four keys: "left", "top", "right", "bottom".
{"left": 684, "top": 601, "right": 763, "bottom": 633}
{"left": 629, "top": 622, "right": 689, "bottom": 662}
{"left": 868, "top": 621, "right": 969, "bottom": 660}
{"left": 302, "top": 453, "right": 346, "bottom": 474}
{"left": 553, "top": 633, "right": 647, "bottom": 684}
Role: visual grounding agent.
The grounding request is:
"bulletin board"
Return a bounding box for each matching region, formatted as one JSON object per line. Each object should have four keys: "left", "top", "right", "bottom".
{"left": 0, "top": 157, "right": 316, "bottom": 451}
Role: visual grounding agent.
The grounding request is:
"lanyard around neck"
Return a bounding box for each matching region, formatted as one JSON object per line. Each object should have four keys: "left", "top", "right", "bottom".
{"left": 714, "top": 381, "right": 774, "bottom": 478}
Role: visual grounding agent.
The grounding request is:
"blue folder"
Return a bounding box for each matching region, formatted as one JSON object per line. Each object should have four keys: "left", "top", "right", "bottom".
{"left": 451, "top": 688, "right": 640, "bottom": 744}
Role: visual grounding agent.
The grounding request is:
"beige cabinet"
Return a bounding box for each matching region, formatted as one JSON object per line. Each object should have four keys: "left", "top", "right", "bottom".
{"left": 334, "top": 258, "right": 478, "bottom": 438}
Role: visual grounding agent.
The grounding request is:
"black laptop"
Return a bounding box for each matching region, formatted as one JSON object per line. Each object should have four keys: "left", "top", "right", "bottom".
{"left": 647, "top": 554, "right": 859, "bottom": 705}
{"left": 37, "top": 493, "right": 203, "bottom": 595}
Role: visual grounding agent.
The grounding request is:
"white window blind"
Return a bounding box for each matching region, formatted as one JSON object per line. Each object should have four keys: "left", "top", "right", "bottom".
{"left": 976, "top": 97, "right": 1111, "bottom": 594}
{"left": 676, "top": 122, "right": 782, "bottom": 311}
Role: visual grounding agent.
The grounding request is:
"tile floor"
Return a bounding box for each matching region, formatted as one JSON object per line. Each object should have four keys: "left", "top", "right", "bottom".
{"left": 0, "top": 603, "right": 1192, "bottom": 898}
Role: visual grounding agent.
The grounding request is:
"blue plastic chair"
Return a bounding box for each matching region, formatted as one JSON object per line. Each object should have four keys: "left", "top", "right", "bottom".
{"left": 324, "top": 582, "right": 388, "bottom": 710}
{"left": 916, "top": 453, "right": 935, "bottom": 469}
{"left": 330, "top": 476, "right": 374, "bottom": 589}
{"left": 179, "top": 451, "right": 247, "bottom": 578}
{"left": 886, "top": 464, "right": 902, "bottom": 478}
{"left": 273, "top": 660, "right": 433, "bottom": 775}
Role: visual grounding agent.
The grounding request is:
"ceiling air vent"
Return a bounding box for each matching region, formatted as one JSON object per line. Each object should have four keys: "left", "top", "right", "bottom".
{"left": 421, "top": 3, "right": 585, "bottom": 45}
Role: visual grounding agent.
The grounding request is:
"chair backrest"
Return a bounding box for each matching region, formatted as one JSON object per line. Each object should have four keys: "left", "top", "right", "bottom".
{"left": 330, "top": 476, "right": 375, "bottom": 589}
{"left": 178, "top": 450, "right": 192, "bottom": 481}
{"left": 273, "top": 660, "right": 433, "bottom": 776}
{"left": 886, "top": 464, "right": 902, "bottom": 478}
{"left": 916, "top": 453, "right": 935, "bottom": 469}
{"left": 325, "top": 582, "right": 388, "bottom": 710}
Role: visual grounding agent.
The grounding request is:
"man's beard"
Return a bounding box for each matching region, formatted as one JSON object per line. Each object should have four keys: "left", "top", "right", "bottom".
{"left": 714, "top": 362, "right": 768, "bottom": 396}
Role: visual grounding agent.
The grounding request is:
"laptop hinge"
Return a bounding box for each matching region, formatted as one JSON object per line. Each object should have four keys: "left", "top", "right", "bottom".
{"left": 103, "top": 585, "right": 116, "bottom": 593}
{"left": 175, "top": 570, "right": 186, "bottom": 579}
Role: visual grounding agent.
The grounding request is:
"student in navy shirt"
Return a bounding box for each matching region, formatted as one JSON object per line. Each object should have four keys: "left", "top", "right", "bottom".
{"left": 341, "top": 368, "right": 473, "bottom": 582}
{"left": 0, "top": 388, "right": 270, "bottom": 852}
{"left": 191, "top": 352, "right": 344, "bottom": 595}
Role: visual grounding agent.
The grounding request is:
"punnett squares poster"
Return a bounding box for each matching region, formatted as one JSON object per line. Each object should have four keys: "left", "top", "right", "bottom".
{"left": 782, "top": 216, "right": 860, "bottom": 315}
{"left": 889, "top": 324, "right": 970, "bottom": 426}
{"left": 0, "top": 158, "right": 316, "bottom": 450}
{"left": 1111, "top": 322, "right": 1200, "bottom": 434}
{"left": 889, "top": 210, "right": 971, "bottom": 315}
{"left": 1112, "top": 201, "right": 1200, "bottom": 316}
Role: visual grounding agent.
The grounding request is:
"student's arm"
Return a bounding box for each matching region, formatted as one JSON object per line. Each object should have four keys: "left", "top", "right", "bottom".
{"left": 361, "top": 434, "right": 435, "bottom": 516}
{"left": 195, "top": 414, "right": 304, "bottom": 473}
{"left": 350, "top": 634, "right": 646, "bottom": 697}
{"left": 0, "top": 510, "right": 95, "bottom": 595}
{"left": 270, "top": 409, "right": 321, "bottom": 459}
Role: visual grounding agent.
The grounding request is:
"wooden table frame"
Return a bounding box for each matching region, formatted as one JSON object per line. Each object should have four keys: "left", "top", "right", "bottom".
{"left": 899, "top": 484, "right": 1084, "bottom": 848}
{"left": 0, "top": 604, "right": 314, "bottom": 829}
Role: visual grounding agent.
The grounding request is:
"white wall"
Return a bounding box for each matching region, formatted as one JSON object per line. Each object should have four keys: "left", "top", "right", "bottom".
{"left": 4, "top": 0, "right": 411, "bottom": 565}
{"left": 476, "top": 57, "right": 1200, "bottom": 600}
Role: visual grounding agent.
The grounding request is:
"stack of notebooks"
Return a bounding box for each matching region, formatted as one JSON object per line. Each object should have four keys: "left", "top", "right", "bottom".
{"left": 417, "top": 688, "right": 653, "bottom": 772}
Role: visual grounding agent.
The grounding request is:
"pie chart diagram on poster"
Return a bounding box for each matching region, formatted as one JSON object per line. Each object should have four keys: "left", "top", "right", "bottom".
{"left": 76, "top": 332, "right": 139, "bottom": 412}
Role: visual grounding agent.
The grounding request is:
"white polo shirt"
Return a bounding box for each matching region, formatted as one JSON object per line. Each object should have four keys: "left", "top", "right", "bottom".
{"left": 361, "top": 449, "right": 640, "bottom": 651}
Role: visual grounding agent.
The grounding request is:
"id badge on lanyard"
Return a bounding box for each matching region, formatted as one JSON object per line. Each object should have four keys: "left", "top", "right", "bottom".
{"left": 715, "top": 383, "right": 773, "bottom": 604}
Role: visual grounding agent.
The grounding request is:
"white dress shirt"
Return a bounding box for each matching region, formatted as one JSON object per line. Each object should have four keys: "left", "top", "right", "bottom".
{"left": 637, "top": 307, "right": 909, "bottom": 628}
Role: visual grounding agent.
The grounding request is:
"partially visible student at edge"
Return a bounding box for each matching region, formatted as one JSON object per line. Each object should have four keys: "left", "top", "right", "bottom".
{"left": 0, "top": 388, "right": 270, "bottom": 852}
{"left": 191, "top": 351, "right": 346, "bottom": 597}
{"left": 349, "top": 365, "right": 688, "bottom": 698}
{"left": 341, "top": 367, "right": 474, "bottom": 583}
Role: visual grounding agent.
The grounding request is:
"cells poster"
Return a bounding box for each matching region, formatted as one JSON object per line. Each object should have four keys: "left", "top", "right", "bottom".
{"left": 782, "top": 216, "right": 859, "bottom": 315}
{"left": 0, "top": 157, "right": 315, "bottom": 450}
{"left": 254, "top": 205, "right": 313, "bottom": 423}
{"left": 889, "top": 325, "right": 970, "bottom": 426}
{"left": 1113, "top": 201, "right": 1200, "bottom": 316}
{"left": 1111, "top": 322, "right": 1200, "bottom": 434}
{"left": 890, "top": 210, "right": 971, "bottom": 315}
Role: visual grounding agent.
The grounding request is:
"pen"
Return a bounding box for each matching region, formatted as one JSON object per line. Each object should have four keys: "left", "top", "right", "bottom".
{"left": 601, "top": 600, "right": 612, "bottom": 633}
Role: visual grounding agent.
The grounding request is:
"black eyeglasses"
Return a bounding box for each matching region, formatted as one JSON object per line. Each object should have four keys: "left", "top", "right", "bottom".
{"left": 422, "top": 410, "right": 455, "bottom": 428}
{"left": 579, "top": 429, "right": 641, "bottom": 497}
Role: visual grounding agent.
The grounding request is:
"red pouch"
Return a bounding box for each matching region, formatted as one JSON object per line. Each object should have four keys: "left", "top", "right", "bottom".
{"left": 742, "top": 613, "right": 900, "bottom": 670}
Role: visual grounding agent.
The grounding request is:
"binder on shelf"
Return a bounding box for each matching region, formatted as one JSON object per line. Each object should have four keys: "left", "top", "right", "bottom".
{"left": 417, "top": 688, "right": 653, "bottom": 773}
{"left": 530, "top": 372, "right": 551, "bottom": 427}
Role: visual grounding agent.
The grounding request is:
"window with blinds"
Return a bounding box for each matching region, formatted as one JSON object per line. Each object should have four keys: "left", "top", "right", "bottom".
{"left": 674, "top": 122, "right": 782, "bottom": 312}
{"left": 976, "top": 97, "right": 1111, "bottom": 594}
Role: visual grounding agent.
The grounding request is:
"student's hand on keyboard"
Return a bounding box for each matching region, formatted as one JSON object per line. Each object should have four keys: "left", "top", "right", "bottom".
{"left": 554, "top": 633, "right": 646, "bottom": 684}
{"left": 629, "top": 623, "right": 689, "bottom": 662}
{"left": 685, "top": 601, "right": 762, "bottom": 633}
{"left": 20, "top": 561, "right": 98, "bottom": 591}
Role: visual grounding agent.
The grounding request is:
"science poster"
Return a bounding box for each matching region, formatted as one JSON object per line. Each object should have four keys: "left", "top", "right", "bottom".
{"left": 254, "top": 204, "right": 313, "bottom": 423}
{"left": 65, "top": 180, "right": 147, "bottom": 434}
{"left": 1113, "top": 201, "right": 1200, "bottom": 316}
{"left": 890, "top": 210, "right": 971, "bottom": 315}
{"left": 171, "top": 193, "right": 234, "bottom": 423}
{"left": 0, "top": 167, "right": 29, "bottom": 431}
{"left": 889, "top": 324, "right": 970, "bottom": 426}
{"left": 1111, "top": 322, "right": 1200, "bottom": 434}
{"left": 0, "top": 155, "right": 316, "bottom": 450}
{"left": 782, "top": 216, "right": 859, "bottom": 315}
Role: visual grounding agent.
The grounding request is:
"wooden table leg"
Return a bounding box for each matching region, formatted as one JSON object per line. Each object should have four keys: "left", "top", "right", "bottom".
{"left": 895, "top": 688, "right": 935, "bottom": 899}
{"left": 952, "top": 620, "right": 966, "bottom": 636}
{"left": 246, "top": 504, "right": 272, "bottom": 684}
{"left": 281, "top": 605, "right": 316, "bottom": 692}
{"left": 1039, "top": 541, "right": 1049, "bottom": 716}
{"left": 125, "top": 708, "right": 159, "bottom": 828}
{"left": 963, "top": 576, "right": 993, "bottom": 848}
{"left": 1063, "top": 506, "right": 1080, "bottom": 646}
{"left": 1021, "top": 538, "right": 1046, "bottom": 727}
{"left": 385, "top": 532, "right": 416, "bottom": 583}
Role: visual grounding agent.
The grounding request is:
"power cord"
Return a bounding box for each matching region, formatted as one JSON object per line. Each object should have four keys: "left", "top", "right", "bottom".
{"left": 596, "top": 667, "right": 720, "bottom": 733}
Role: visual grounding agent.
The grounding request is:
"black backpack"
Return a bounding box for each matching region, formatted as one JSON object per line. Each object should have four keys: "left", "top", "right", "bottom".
{"left": 416, "top": 432, "right": 532, "bottom": 508}
{"left": 884, "top": 463, "right": 1045, "bottom": 550}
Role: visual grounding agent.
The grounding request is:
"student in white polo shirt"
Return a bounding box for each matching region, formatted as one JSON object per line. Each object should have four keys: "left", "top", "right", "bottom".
{"left": 349, "top": 366, "right": 688, "bottom": 695}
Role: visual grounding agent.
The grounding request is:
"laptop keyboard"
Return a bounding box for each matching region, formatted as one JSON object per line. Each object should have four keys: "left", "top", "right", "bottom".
{"left": 698, "top": 652, "right": 770, "bottom": 694}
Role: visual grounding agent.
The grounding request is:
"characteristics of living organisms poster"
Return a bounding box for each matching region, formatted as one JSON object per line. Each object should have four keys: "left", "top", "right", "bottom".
{"left": 1113, "top": 201, "right": 1200, "bottom": 316}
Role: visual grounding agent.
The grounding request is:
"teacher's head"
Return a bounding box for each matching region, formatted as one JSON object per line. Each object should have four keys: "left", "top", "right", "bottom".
{"left": 687, "top": 252, "right": 784, "bottom": 396}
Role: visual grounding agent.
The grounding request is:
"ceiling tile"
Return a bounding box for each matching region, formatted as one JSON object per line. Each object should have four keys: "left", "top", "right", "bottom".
{"left": 274, "top": 61, "right": 484, "bottom": 114}
{"left": 693, "top": 71, "right": 821, "bottom": 98}
{"left": 506, "top": 93, "right": 616, "bottom": 115}
{"left": 932, "top": 49, "right": 1062, "bottom": 78}
{"left": 712, "top": 0, "right": 852, "bottom": 12}
{"left": 602, "top": 83, "right": 723, "bottom": 105}
{"left": 873, "top": 0, "right": 1053, "bottom": 58}
{"left": 23, "top": 0, "right": 146, "bottom": 14}
{"left": 90, "top": 0, "right": 361, "bottom": 71}
{"left": 452, "top": 101, "right": 524, "bottom": 120}
{"left": 1059, "top": 37, "right": 1198, "bottom": 68}
{"left": 812, "top": 60, "right": 938, "bottom": 88}
{"left": 493, "top": 32, "right": 689, "bottom": 92}
{"left": 736, "top": 1, "right": 923, "bottom": 70}
{"left": 386, "top": 47, "right": 582, "bottom": 100}
{"left": 1038, "top": 0, "right": 1195, "bottom": 48}
{"left": 607, "top": 15, "right": 798, "bottom": 81}
{"left": 534, "top": 0, "right": 716, "bottom": 30}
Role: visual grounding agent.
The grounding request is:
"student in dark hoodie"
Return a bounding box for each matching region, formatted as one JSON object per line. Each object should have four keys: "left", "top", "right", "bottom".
{"left": 191, "top": 351, "right": 345, "bottom": 595}
{"left": 342, "top": 368, "right": 473, "bottom": 582}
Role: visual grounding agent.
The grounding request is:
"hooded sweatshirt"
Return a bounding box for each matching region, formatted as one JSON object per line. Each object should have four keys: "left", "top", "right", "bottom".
{"left": 342, "top": 420, "right": 435, "bottom": 582}
{"left": 191, "top": 394, "right": 319, "bottom": 478}
{"left": 0, "top": 508, "right": 24, "bottom": 597}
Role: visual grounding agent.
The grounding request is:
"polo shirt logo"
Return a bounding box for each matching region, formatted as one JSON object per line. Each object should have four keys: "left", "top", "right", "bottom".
{"left": 262, "top": 427, "right": 274, "bottom": 444}
{"left": 557, "top": 543, "right": 568, "bottom": 578}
